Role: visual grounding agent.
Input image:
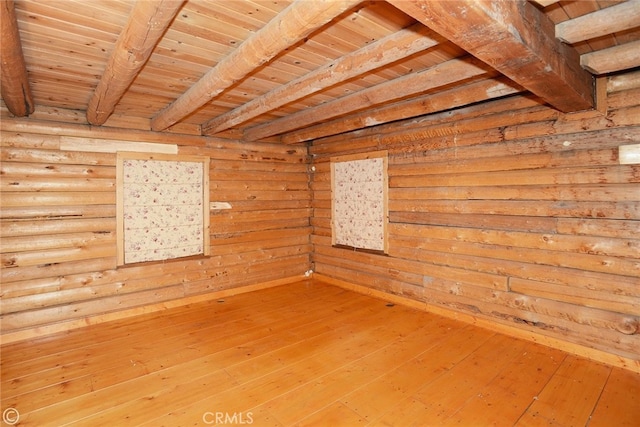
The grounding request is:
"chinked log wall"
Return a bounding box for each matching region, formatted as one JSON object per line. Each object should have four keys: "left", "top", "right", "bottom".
{"left": 0, "top": 116, "right": 311, "bottom": 342}
{"left": 310, "top": 72, "right": 640, "bottom": 371}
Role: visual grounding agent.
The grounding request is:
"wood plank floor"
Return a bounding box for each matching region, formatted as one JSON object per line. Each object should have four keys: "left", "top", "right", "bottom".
{"left": 1, "top": 280, "right": 639, "bottom": 426}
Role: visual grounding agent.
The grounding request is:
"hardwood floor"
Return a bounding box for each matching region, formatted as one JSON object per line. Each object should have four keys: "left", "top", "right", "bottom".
{"left": 1, "top": 280, "right": 638, "bottom": 426}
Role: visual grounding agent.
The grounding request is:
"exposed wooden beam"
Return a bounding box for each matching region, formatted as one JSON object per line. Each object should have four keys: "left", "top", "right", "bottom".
{"left": 151, "top": 0, "right": 362, "bottom": 132}
{"left": 0, "top": 0, "right": 34, "bottom": 117}
{"left": 243, "top": 57, "right": 490, "bottom": 141}
{"left": 201, "top": 24, "right": 442, "bottom": 135}
{"left": 387, "top": 0, "right": 594, "bottom": 113}
{"left": 86, "top": 0, "right": 185, "bottom": 125}
{"left": 282, "top": 77, "right": 524, "bottom": 143}
{"left": 581, "top": 40, "right": 640, "bottom": 75}
{"left": 556, "top": 1, "right": 640, "bottom": 44}
{"left": 608, "top": 69, "right": 640, "bottom": 94}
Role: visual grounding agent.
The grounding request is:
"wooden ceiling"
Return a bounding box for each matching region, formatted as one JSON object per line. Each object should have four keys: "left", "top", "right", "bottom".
{"left": 2, "top": 0, "right": 639, "bottom": 144}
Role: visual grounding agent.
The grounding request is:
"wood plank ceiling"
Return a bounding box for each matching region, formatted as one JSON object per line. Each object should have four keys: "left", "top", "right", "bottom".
{"left": 2, "top": 0, "right": 639, "bottom": 144}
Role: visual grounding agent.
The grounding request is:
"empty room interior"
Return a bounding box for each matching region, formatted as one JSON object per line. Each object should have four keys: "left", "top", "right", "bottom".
{"left": 1, "top": 0, "right": 639, "bottom": 425}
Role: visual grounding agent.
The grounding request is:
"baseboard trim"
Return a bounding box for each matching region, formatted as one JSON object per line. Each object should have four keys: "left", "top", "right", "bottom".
{"left": 0, "top": 275, "right": 304, "bottom": 345}
{"left": 314, "top": 274, "right": 640, "bottom": 373}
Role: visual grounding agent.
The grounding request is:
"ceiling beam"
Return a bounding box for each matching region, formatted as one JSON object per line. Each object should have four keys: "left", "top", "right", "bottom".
{"left": 607, "top": 69, "right": 640, "bottom": 94}
{"left": 201, "top": 23, "right": 442, "bottom": 136}
{"left": 282, "top": 76, "right": 524, "bottom": 143}
{"left": 581, "top": 40, "right": 640, "bottom": 75}
{"left": 243, "top": 57, "right": 490, "bottom": 141}
{"left": 86, "top": 0, "right": 185, "bottom": 125}
{"left": 555, "top": 1, "right": 640, "bottom": 44}
{"left": 0, "top": 0, "right": 34, "bottom": 117}
{"left": 386, "top": 0, "right": 594, "bottom": 113}
{"left": 151, "top": 0, "right": 362, "bottom": 132}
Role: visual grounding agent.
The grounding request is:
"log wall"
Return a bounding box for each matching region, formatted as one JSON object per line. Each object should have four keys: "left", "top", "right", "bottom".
{"left": 1, "top": 73, "right": 638, "bottom": 369}
{"left": 310, "top": 72, "right": 640, "bottom": 369}
{"left": 0, "top": 116, "right": 311, "bottom": 340}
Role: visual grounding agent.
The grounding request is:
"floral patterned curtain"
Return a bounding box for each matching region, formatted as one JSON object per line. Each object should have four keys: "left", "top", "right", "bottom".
{"left": 118, "top": 154, "right": 209, "bottom": 265}
{"left": 332, "top": 154, "right": 387, "bottom": 252}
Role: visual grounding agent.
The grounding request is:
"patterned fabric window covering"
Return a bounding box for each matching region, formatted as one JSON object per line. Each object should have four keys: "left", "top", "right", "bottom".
{"left": 117, "top": 153, "right": 210, "bottom": 265}
{"left": 331, "top": 151, "right": 388, "bottom": 253}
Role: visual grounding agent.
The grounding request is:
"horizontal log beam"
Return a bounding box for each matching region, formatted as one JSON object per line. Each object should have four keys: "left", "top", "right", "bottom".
{"left": 0, "top": 0, "right": 34, "bottom": 117}
{"left": 282, "top": 77, "right": 523, "bottom": 143}
{"left": 244, "top": 57, "right": 490, "bottom": 141}
{"left": 201, "top": 23, "right": 442, "bottom": 135}
{"left": 581, "top": 40, "right": 640, "bottom": 75}
{"left": 86, "top": 0, "right": 186, "bottom": 125}
{"left": 151, "top": 0, "right": 362, "bottom": 131}
{"left": 387, "top": 0, "right": 594, "bottom": 112}
{"left": 555, "top": 1, "right": 640, "bottom": 44}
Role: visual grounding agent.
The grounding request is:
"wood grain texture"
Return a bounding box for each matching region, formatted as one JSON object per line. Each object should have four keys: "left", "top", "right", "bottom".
{"left": 6, "top": 0, "right": 638, "bottom": 140}
{"left": 1, "top": 281, "right": 637, "bottom": 426}
{"left": 202, "top": 23, "right": 442, "bottom": 135}
{"left": 555, "top": 1, "right": 640, "bottom": 44}
{"left": 244, "top": 57, "right": 490, "bottom": 141}
{"left": 150, "top": 0, "right": 362, "bottom": 131}
{"left": 282, "top": 76, "right": 524, "bottom": 144}
{"left": 86, "top": 0, "right": 185, "bottom": 125}
{"left": 0, "top": 117, "right": 311, "bottom": 335}
{"left": 0, "top": 0, "right": 34, "bottom": 117}
{"left": 581, "top": 40, "right": 640, "bottom": 75}
{"left": 310, "top": 76, "right": 640, "bottom": 369}
{"left": 388, "top": 0, "right": 594, "bottom": 112}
